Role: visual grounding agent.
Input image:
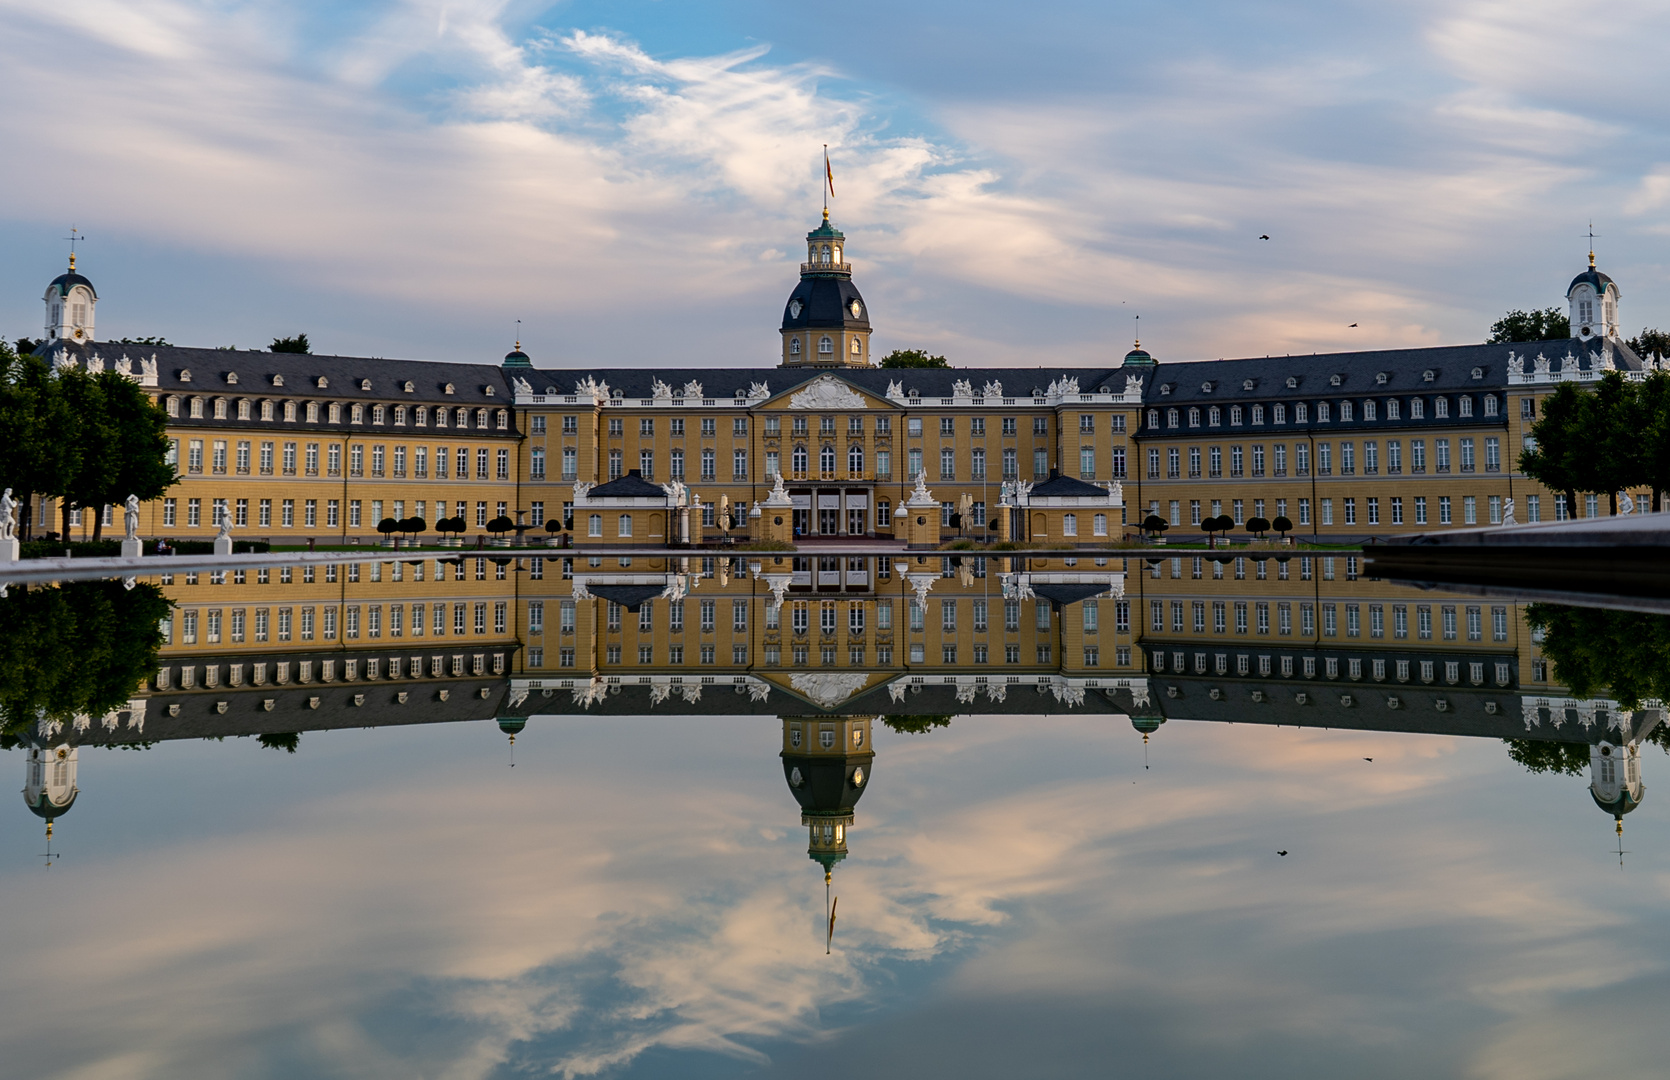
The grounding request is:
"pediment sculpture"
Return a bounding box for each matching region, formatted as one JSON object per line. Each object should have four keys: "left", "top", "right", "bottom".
{"left": 788, "top": 374, "right": 866, "bottom": 410}
{"left": 789, "top": 672, "right": 872, "bottom": 709}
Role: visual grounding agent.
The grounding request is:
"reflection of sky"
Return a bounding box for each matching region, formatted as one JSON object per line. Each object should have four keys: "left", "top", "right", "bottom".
{"left": 3, "top": 712, "right": 1668, "bottom": 1078}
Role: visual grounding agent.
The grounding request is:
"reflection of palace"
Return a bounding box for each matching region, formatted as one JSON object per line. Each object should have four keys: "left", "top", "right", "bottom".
{"left": 14, "top": 559, "right": 1653, "bottom": 852}
{"left": 24, "top": 218, "right": 1654, "bottom": 558}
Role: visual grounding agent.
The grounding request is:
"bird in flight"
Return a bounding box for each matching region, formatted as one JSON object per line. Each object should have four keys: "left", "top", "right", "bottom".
{"left": 1277, "top": 850, "right": 1288, "bottom": 856}
{"left": 1259, "top": 234, "right": 1270, "bottom": 240}
{"left": 1349, "top": 323, "right": 1358, "bottom": 327}
{"left": 1363, "top": 757, "right": 1373, "bottom": 762}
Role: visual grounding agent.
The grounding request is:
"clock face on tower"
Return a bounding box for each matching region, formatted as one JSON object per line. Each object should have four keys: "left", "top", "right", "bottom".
{"left": 849, "top": 299, "right": 863, "bottom": 318}
{"left": 789, "top": 300, "right": 803, "bottom": 318}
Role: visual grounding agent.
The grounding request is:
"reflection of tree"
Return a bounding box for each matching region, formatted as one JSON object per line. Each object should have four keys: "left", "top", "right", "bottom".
{"left": 882, "top": 715, "right": 952, "bottom": 735}
{"left": 1505, "top": 740, "right": 1589, "bottom": 776}
{"left": 1524, "top": 604, "right": 1670, "bottom": 709}
{"left": 256, "top": 733, "right": 301, "bottom": 753}
{"left": 0, "top": 581, "right": 171, "bottom": 736}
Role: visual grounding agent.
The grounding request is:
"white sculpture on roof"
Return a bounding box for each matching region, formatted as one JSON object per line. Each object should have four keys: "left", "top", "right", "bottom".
{"left": 576, "top": 375, "right": 610, "bottom": 402}
{"left": 572, "top": 480, "right": 594, "bottom": 505}
{"left": 660, "top": 478, "right": 688, "bottom": 505}
{"left": 983, "top": 379, "right": 1003, "bottom": 398}
{"left": 749, "top": 381, "right": 770, "bottom": 398}
{"left": 86, "top": 353, "right": 105, "bottom": 374}
{"left": 1123, "top": 373, "right": 1143, "bottom": 395}
{"left": 747, "top": 680, "right": 770, "bottom": 702}
{"left": 886, "top": 379, "right": 905, "bottom": 399}
{"left": 659, "top": 574, "right": 689, "bottom": 602}
{"left": 682, "top": 380, "right": 704, "bottom": 398}
{"left": 1533, "top": 353, "right": 1550, "bottom": 376}
{"left": 1000, "top": 573, "right": 1035, "bottom": 601}
{"left": 952, "top": 378, "right": 974, "bottom": 397}
{"left": 789, "top": 672, "right": 871, "bottom": 709}
{"left": 984, "top": 682, "right": 1007, "bottom": 704}
{"left": 650, "top": 378, "right": 673, "bottom": 399}
{"left": 788, "top": 373, "right": 865, "bottom": 410}
{"left": 1047, "top": 375, "right": 1080, "bottom": 397}
{"left": 511, "top": 376, "right": 533, "bottom": 398}
{"left": 140, "top": 356, "right": 158, "bottom": 383}
{"left": 888, "top": 680, "right": 908, "bottom": 704}
{"left": 1507, "top": 353, "right": 1523, "bottom": 377}
{"left": 571, "top": 578, "right": 594, "bottom": 601}
{"left": 907, "top": 572, "right": 936, "bottom": 608}
{"left": 1104, "top": 480, "right": 1123, "bottom": 506}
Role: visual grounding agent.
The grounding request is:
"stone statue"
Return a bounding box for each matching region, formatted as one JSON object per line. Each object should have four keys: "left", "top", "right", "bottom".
{"left": 124, "top": 494, "right": 141, "bottom": 540}
{"left": 910, "top": 471, "right": 933, "bottom": 505}
{"left": 216, "top": 508, "right": 235, "bottom": 540}
{"left": 1501, "top": 497, "right": 1516, "bottom": 527}
{"left": 1618, "top": 491, "right": 1635, "bottom": 516}
{"left": 0, "top": 488, "right": 15, "bottom": 540}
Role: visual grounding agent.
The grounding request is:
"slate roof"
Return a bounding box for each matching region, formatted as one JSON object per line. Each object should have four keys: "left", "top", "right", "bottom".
{"left": 1031, "top": 582, "right": 1114, "bottom": 607}
{"left": 781, "top": 275, "right": 870, "bottom": 332}
{"left": 47, "top": 271, "right": 96, "bottom": 298}
{"left": 586, "top": 470, "right": 666, "bottom": 499}
{"left": 585, "top": 584, "right": 665, "bottom": 611}
{"left": 1028, "top": 469, "right": 1110, "bottom": 498}
{"left": 1568, "top": 267, "right": 1616, "bottom": 296}
{"left": 1145, "top": 339, "right": 1643, "bottom": 408}
{"left": 36, "top": 339, "right": 517, "bottom": 407}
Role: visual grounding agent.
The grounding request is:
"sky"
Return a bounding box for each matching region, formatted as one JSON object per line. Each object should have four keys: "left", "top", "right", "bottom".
{"left": 5, "top": 0, "right": 1670, "bottom": 370}
{"left": 4, "top": 711, "right": 1669, "bottom": 1079}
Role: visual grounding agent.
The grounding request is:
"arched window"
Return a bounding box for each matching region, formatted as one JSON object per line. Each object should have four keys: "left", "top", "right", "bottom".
{"left": 820, "top": 444, "right": 836, "bottom": 474}
{"left": 1063, "top": 513, "right": 1078, "bottom": 536}
{"left": 849, "top": 445, "right": 864, "bottom": 475}
{"left": 818, "top": 336, "right": 834, "bottom": 354}
{"left": 1340, "top": 400, "right": 1353, "bottom": 421}
{"left": 393, "top": 405, "right": 406, "bottom": 426}
{"left": 351, "top": 404, "right": 364, "bottom": 423}
{"left": 1188, "top": 407, "right": 1201, "bottom": 427}
{"left": 1208, "top": 406, "right": 1222, "bottom": 425}
{"left": 496, "top": 409, "right": 509, "bottom": 429}
{"left": 190, "top": 397, "right": 204, "bottom": 418}
{"left": 456, "top": 407, "right": 469, "bottom": 427}
{"left": 850, "top": 338, "right": 861, "bottom": 355}
{"left": 618, "top": 514, "right": 632, "bottom": 537}
{"left": 820, "top": 244, "right": 831, "bottom": 264}
{"left": 1316, "top": 402, "right": 1330, "bottom": 422}
{"left": 372, "top": 405, "right": 386, "bottom": 424}
{"left": 1166, "top": 408, "right": 1179, "bottom": 427}
{"left": 1483, "top": 395, "right": 1498, "bottom": 417}
{"left": 789, "top": 338, "right": 801, "bottom": 355}
{"left": 475, "top": 408, "right": 488, "bottom": 427}
{"left": 792, "top": 444, "right": 808, "bottom": 474}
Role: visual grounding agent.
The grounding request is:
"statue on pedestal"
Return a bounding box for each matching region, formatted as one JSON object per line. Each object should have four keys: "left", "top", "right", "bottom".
{"left": 1501, "top": 497, "right": 1516, "bottom": 527}
{"left": 124, "top": 494, "right": 141, "bottom": 541}
{"left": 0, "top": 488, "right": 15, "bottom": 541}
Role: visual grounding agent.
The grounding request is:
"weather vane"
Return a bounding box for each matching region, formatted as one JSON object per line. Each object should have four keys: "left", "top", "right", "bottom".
{"left": 64, "top": 225, "right": 84, "bottom": 269}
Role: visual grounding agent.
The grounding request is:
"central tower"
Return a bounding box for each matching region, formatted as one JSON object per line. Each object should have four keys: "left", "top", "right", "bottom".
{"left": 779, "top": 210, "right": 873, "bottom": 368}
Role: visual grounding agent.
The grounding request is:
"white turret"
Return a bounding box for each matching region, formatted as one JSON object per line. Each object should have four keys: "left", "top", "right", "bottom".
{"left": 44, "top": 253, "right": 98, "bottom": 344}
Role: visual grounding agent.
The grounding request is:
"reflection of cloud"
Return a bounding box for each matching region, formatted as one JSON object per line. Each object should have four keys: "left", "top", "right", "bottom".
{"left": 2, "top": 710, "right": 1668, "bottom": 1077}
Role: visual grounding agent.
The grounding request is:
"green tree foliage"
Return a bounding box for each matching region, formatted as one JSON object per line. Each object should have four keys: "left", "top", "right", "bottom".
{"left": 1504, "top": 739, "right": 1590, "bottom": 776}
{"left": 270, "top": 334, "right": 311, "bottom": 354}
{"left": 1487, "top": 307, "right": 1569, "bottom": 344}
{"left": 14, "top": 337, "right": 43, "bottom": 355}
{"left": 0, "top": 343, "right": 176, "bottom": 540}
{"left": 1522, "top": 370, "right": 1670, "bottom": 512}
{"left": 879, "top": 349, "right": 949, "bottom": 369}
{"left": 0, "top": 581, "right": 171, "bottom": 736}
{"left": 114, "top": 336, "right": 171, "bottom": 347}
{"left": 882, "top": 714, "right": 952, "bottom": 734}
{"left": 1627, "top": 328, "right": 1670, "bottom": 359}
{"left": 1524, "top": 604, "right": 1670, "bottom": 709}
{"left": 257, "top": 733, "right": 301, "bottom": 753}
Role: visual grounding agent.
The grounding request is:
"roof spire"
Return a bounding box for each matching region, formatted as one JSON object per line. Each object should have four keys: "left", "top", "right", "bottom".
{"left": 1588, "top": 220, "right": 1598, "bottom": 269}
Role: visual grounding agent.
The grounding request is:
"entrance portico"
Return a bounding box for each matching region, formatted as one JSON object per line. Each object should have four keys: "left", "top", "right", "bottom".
{"left": 790, "top": 485, "right": 875, "bottom": 538}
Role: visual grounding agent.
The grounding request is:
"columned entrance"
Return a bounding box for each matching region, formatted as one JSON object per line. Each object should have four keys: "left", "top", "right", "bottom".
{"left": 790, "top": 486, "right": 874, "bottom": 537}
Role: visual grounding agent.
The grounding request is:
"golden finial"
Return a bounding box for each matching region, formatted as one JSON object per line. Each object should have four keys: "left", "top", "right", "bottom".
{"left": 45, "top": 821, "right": 53, "bottom": 840}
{"left": 822, "top": 206, "right": 830, "bottom": 223}
{"left": 68, "top": 252, "right": 76, "bottom": 272}
{"left": 1617, "top": 817, "right": 1624, "bottom": 837}
{"left": 824, "top": 869, "right": 832, "bottom": 885}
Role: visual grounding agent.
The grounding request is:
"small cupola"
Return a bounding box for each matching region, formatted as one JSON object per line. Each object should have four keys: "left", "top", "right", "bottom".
{"left": 1121, "top": 338, "right": 1156, "bottom": 368}
{"left": 1568, "top": 249, "right": 1620, "bottom": 341}
{"left": 44, "top": 252, "right": 98, "bottom": 344}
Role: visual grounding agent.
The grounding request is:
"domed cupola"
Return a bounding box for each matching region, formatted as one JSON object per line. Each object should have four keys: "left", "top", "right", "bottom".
{"left": 781, "top": 715, "right": 875, "bottom": 879}
{"left": 23, "top": 744, "right": 79, "bottom": 847}
{"left": 1567, "top": 251, "right": 1620, "bottom": 341}
{"left": 44, "top": 253, "right": 97, "bottom": 344}
{"left": 780, "top": 210, "right": 873, "bottom": 369}
{"left": 1121, "top": 339, "right": 1156, "bottom": 368}
{"left": 1590, "top": 738, "right": 1645, "bottom": 837}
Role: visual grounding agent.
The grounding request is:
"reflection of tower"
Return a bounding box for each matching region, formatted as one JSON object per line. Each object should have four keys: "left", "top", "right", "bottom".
{"left": 781, "top": 715, "right": 874, "bottom": 881}
{"left": 1589, "top": 708, "right": 1662, "bottom": 843}
{"left": 1131, "top": 708, "right": 1165, "bottom": 769}
{"left": 23, "top": 744, "right": 79, "bottom": 859}
{"left": 498, "top": 716, "right": 526, "bottom": 766}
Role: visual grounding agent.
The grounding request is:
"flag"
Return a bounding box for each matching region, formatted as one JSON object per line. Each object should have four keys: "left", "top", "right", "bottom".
{"left": 825, "top": 147, "right": 835, "bottom": 200}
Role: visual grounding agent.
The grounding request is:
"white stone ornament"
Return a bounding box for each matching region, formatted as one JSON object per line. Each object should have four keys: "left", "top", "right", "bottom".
{"left": 511, "top": 376, "right": 533, "bottom": 398}
{"left": 1501, "top": 497, "right": 1516, "bottom": 526}
{"left": 788, "top": 374, "right": 865, "bottom": 410}
{"left": 572, "top": 480, "right": 595, "bottom": 505}
{"left": 888, "top": 681, "right": 909, "bottom": 703}
{"left": 952, "top": 378, "right": 974, "bottom": 397}
{"left": 1507, "top": 353, "right": 1523, "bottom": 377}
{"left": 790, "top": 672, "right": 871, "bottom": 709}
{"left": 682, "top": 380, "right": 704, "bottom": 399}
{"left": 749, "top": 381, "right": 770, "bottom": 398}
{"left": 748, "top": 681, "right": 771, "bottom": 702}
{"left": 651, "top": 378, "right": 673, "bottom": 399}
{"left": 983, "top": 380, "right": 1004, "bottom": 398}
{"left": 886, "top": 380, "right": 905, "bottom": 399}
{"left": 124, "top": 494, "right": 141, "bottom": 540}
{"left": 575, "top": 376, "right": 611, "bottom": 402}
{"left": 1618, "top": 491, "right": 1635, "bottom": 516}
{"left": 0, "top": 488, "right": 16, "bottom": 541}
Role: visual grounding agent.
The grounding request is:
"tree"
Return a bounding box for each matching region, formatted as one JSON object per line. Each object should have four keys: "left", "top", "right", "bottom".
{"left": 487, "top": 515, "right": 515, "bottom": 538}
{"left": 270, "top": 334, "right": 311, "bottom": 354}
{"left": 402, "top": 516, "right": 427, "bottom": 541}
{"left": 1246, "top": 516, "right": 1270, "bottom": 539}
{"left": 14, "top": 337, "right": 42, "bottom": 355}
{"left": 1504, "top": 739, "right": 1590, "bottom": 776}
{"left": 115, "top": 336, "right": 172, "bottom": 347}
{"left": 1580, "top": 372, "right": 1638, "bottom": 514}
{"left": 1272, "top": 515, "right": 1293, "bottom": 538}
{"left": 257, "top": 733, "right": 301, "bottom": 753}
{"left": 0, "top": 580, "right": 171, "bottom": 736}
{"left": 77, "top": 369, "right": 176, "bottom": 540}
{"left": 1627, "top": 328, "right": 1670, "bottom": 359}
{"left": 879, "top": 349, "right": 949, "bottom": 369}
{"left": 1487, "top": 307, "right": 1569, "bottom": 344}
{"left": 377, "top": 517, "right": 399, "bottom": 541}
{"left": 1519, "top": 381, "right": 1585, "bottom": 516}
{"left": 1140, "top": 514, "right": 1168, "bottom": 539}
{"left": 1638, "top": 370, "right": 1670, "bottom": 510}
{"left": 54, "top": 364, "right": 112, "bottom": 538}
{"left": 0, "top": 344, "right": 79, "bottom": 540}
{"left": 883, "top": 714, "right": 952, "bottom": 734}
{"left": 1524, "top": 604, "right": 1670, "bottom": 709}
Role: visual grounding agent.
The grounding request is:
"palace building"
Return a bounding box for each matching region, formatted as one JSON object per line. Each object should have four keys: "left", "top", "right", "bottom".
{"left": 25, "top": 218, "right": 1659, "bottom": 550}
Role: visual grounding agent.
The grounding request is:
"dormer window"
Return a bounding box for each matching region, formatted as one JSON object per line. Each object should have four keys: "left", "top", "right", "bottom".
{"left": 1159, "top": 384, "right": 1172, "bottom": 395}
{"left": 351, "top": 404, "right": 364, "bottom": 423}
{"left": 1470, "top": 367, "right": 1483, "bottom": 380}
{"left": 1188, "top": 407, "right": 1200, "bottom": 427}
{"left": 414, "top": 407, "right": 427, "bottom": 427}
{"left": 1201, "top": 381, "right": 1214, "bottom": 393}
{"left": 260, "top": 400, "right": 274, "bottom": 421}
{"left": 456, "top": 407, "right": 469, "bottom": 427}
{"left": 1251, "top": 404, "right": 1264, "bottom": 425}
{"left": 1230, "top": 405, "right": 1244, "bottom": 425}
{"left": 1208, "top": 406, "right": 1222, "bottom": 425}
{"left": 1329, "top": 374, "right": 1343, "bottom": 387}
{"left": 1386, "top": 399, "right": 1400, "bottom": 420}
{"left": 475, "top": 408, "right": 489, "bottom": 427}
{"left": 434, "top": 408, "right": 447, "bottom": 428}
{"left": 484, "top": 385, "right": 495, "bottom": 397}
{"left": 179, "top": 369, "right": 192, "bottom": 383}
{"left": 444, "top": 383, "right": 455, "bottom": 395}
{"left": 403, "top": 381, "right": 414, "bottom": 393}
{"left": 237, "top": 399, "right": 251, "bottom": 420}
{"left": 316, "top": 376, "right": 329, "bottom": 389}
{"left": 328, "top": 402, "right": 342, "bottom": 423}
{"left": 271, "top": 374, "right": 284, "bottom": 387}
{"left": 1242, "top": 380, "right": 1254, "bottom": 391}
{"left": 1340, "top": 401, "right": 1353, "bottom": 421}
{"left": 372, "top": 405, "right": 385, "bottom": 424}
{"left": 1286, "top": 376, "right": 1298, "bottom": 388}
{"left": 305, "top": 401, "right": 319, "bottom": 422}
{"left": 360, "top": 379, "right": 372, "bottom": 391}
{"left": 1317, "top": 402, "right": 1331, "bottom": 422}
{"left": 165, "top": 396, "right": 179, "bottom": 417}
{"left": 226, "top": 372, "right": 239, "bottom": 385}
{"left": 213, "top": 398, "right": 228, "bottom": 419}
{"left": 1422, "top": 369, "right": 1436, "bottom": 382}
{"left": 1166, "top": 408, "right": 1179, "bottom": 428}
{"left": 1375, "top": 371, "right": 1388, "bottom": 385}
{"left": 1272, "top": 403, "right": 1286, "bottom": 424}
{"left": 393, "top": 405, "right": 407, "bottom": 426}
{"left": 496, "top": 409, "right": 509, "bottom": 430}
{"left": 283, "top": 401, "right": 297, "bottom": 422}
{"left": 1362, "top": 400, "right": 1376, "bottom": 421}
